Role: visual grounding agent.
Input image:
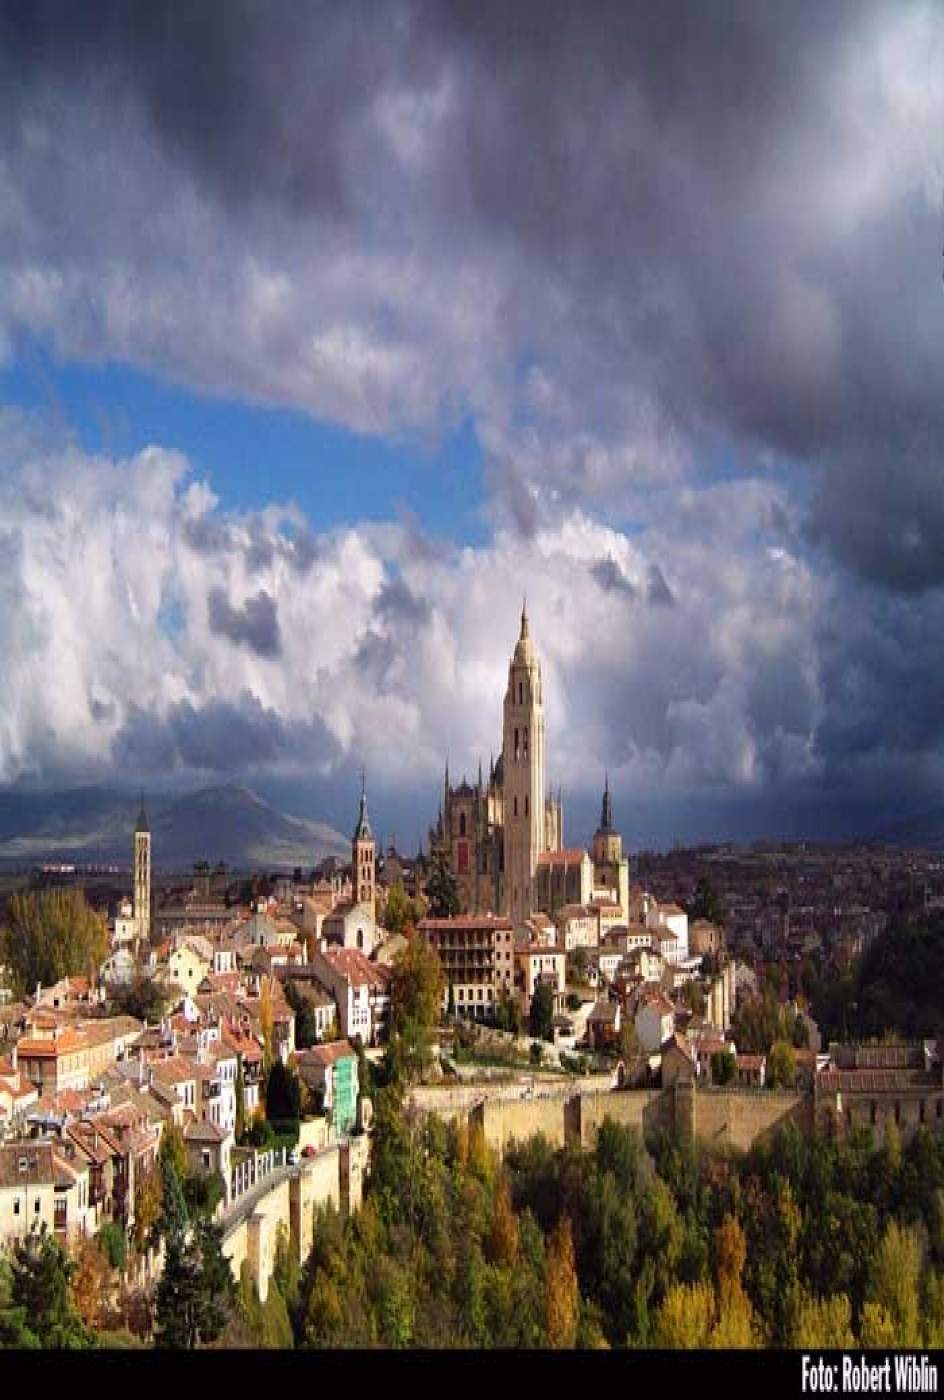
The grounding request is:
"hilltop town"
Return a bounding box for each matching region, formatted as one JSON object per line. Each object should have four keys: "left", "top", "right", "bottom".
{"left": 0, "top": 611, "right": 942, "bottom": 1348}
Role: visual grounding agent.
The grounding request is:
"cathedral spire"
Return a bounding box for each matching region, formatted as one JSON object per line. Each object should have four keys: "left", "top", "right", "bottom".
{"left": 600, "top": 772, "right": 613, "bottom": 832}
{"left": 520, "top": 596, "right": 529, "bottom": 639}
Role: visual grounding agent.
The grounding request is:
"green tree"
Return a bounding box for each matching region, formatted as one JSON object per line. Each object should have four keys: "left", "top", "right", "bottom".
{"left": 688, "top": 877, "right": 723, "bottom": 925}
{"left": 682, "top": 980, "right": 706, "bottom": 1017}
{"left": 265, "top": 1060, "right": 302, "bottom": 1123}
{"left": 111, "top": 972, "right": 168, "bottom": 1024}
{"left": 0, "top": 887, "right": 109, "bottom": 995}
{"left": 97, "top": 1220, "right": 127, "bottom": 1272}
{"left": 495, "top": 987, "right": 522, "bottom": 1035}
{"left": 767, "top": 1039, "right": 797, "bottom": 1089}
{"left": 0, "top": 1256, "right": 37, "bottom": 1348}
{"left": 382, "top": 881, "right": 422, "bottom": 935}
{"left": 7, "top": 1228, "right": 90, "bottom": 1348}
{"left": 790, "top": 1291, "right": 856, "bottom": 1348}
{"left": 711, "top": 1049, "right": 736, "bottom": 1085}
{"left": 133, "top": 1162, "right": 162, "bottom": 1256}
{"left": 391, "top": 936, "right": 445, "bottom": 1031}
{"left": 425, "top": 846, "right": 460, "bottom": 918}
{"left": 529, "top": 982, "right": 554, "bottom": 1043}
{"left": 155, "top": 1227, "right": 204, "bottom": 1349}
{"left": 654, "top": 1280, "right": 715, "bottom": 1347}
{"left": 154, "top": 1163, "right": 233, "bottom": 1349}
{"left": 869, "top": 1220, "right": 922, "bottom": 1347}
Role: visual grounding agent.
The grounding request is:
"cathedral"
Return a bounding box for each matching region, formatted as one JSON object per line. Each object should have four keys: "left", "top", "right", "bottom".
{"left": 431, "top": 605, "right": 627, "bottom": 925}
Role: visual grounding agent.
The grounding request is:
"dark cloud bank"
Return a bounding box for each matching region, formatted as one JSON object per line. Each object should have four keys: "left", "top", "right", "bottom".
{"left": 1, "top": 2, "right": 943, "bottom": 839}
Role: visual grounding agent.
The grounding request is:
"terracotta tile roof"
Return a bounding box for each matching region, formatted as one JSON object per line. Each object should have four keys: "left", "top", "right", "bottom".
{"left": 17, "top": 1028, "right": 88, "bottom": 1057}
{"left": 536, "top": 848, "right": 589, "bottom": 866}
{"left": 0, "top": 1142, "right": 54, "bottom": 1189}
{"left": 419, "top": 915, "right": 513, "bottom": 932}
{"left": 183, "top": 1118, "right": 227, "bottom": 1143}
{"left": 819, "top": 1069, "right": 935, "bottom": 1093}
{"left": 319, "top": 947, "right": 390, "bottom": 989}
{"left": 148, "top": 1055, "right": 197, "bottom": 1085}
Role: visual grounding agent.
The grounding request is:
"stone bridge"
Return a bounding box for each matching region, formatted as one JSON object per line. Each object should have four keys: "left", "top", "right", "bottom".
{"left": 221, "top": 1135, "right": 369, "bottom": 1301}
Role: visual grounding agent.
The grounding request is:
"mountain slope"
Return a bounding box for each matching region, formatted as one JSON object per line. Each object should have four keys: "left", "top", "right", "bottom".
{"left": 0, "top": 784, "right": 349, "bottom": 871}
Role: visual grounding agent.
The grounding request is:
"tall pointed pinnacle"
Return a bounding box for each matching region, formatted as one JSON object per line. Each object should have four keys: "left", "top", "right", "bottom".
{"left": 601, "top": 771, "right": 613, "bottom": 831}
{"left": 520, "top": 595, "right": 529, "bottom": 639}
{"left": 354, "top": 767, "right": 372, "bottom": 841}
{"left": 135, "top": 792, "right": 149, "bottom": 834}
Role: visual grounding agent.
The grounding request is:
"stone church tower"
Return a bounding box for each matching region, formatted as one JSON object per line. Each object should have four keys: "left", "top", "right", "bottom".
{"left": 502, "top": 603, "right": 546, "bottom": 925}
{"left": 133, "top": 799, "right": 151, "bottom": 940}
{"left": 352, "top": 770, "right": 376, "bottom": 922}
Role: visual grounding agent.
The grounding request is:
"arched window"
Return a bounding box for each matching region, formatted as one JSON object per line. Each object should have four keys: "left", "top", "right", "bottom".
{"left": 525, "top": 795, "right": 529, "bottom": 817}
{"left": 357, "top": 929, "right": 364, "bottom": 949}
{"left": 518, "top": 681, "right": 523, "bottom": 704}
{"left": 514, "top": 796, "right": 518, "bottom": 817}
{"left": 459, "top": 812, "right": 466, "bottom": 837}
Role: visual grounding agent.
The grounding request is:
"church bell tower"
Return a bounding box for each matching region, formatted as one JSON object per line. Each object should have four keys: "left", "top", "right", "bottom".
{"left": 133, "top": 798, "right": 151, "bottom": 941}
{"left": 352, "top": 769, "right": 376, "bottom": 922}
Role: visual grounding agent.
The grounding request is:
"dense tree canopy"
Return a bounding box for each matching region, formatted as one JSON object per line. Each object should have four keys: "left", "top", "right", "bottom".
{"left": 424, "top": 847, "right": 460, "bottom": 919}
{"left": 0, "top": 888, "right": 108, "bottom": 994}
{"left": 279, "top": 1094, "right": 944, "bottom": 1350}
{"left": 265, "top": 1060, "right": 302, "bottom": 1123}
{"left": 382, "top": 881, "right": 424, "bottom": 935}
{"left": 529, "top": 983, "right": 554, "bottom": 1043}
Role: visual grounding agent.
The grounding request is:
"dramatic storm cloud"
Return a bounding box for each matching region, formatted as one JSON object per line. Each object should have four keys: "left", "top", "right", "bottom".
{"left": 0, "top": 3, "right": 942, "bottom": 841}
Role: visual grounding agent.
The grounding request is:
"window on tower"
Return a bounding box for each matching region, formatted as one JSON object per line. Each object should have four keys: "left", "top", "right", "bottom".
{"left": 514, "top": 796, "right": 518, "bottom": 817}
{"left": 514, "top": 728, "right": 519, "bottom": 761}
{"left": 525, "top": 795, "right": 529, "bottom": 817}
{"left": 519, "top": 681, "right": 523, "bottom": 704}
{"left": 523, "top": 727, "right": 528, "bottom": 758}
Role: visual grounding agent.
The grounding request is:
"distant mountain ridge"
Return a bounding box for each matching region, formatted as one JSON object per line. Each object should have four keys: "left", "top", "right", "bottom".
{"left": 0, "top": 783, "right": 349, "bottom": 871}
{"left": 862, "top": 804, "right": 944, "bottom": 850}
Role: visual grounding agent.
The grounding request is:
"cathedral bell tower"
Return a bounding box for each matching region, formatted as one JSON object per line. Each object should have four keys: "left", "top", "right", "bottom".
{"left": 502, "top": 602, "right": 546, "bottom": 925}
